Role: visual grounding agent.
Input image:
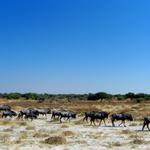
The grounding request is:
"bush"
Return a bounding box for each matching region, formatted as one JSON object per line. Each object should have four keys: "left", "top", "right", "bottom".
{"left": 4, "top": 93, "right": 21, "bottom": 100}
{"left": 88, "top": 92, "right": 112, "bottom": 101}
{"left": 44, "top": 136, "right": 66, "bottom": 145}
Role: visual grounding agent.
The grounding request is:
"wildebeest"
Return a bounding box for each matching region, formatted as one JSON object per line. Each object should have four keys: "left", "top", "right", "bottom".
{"left": 83, "top": 111, "right": 96, "bottom": 123}
{"left": 24, "top": 112, "right": 38, "bottom": 120}
{"left": 90, "top": 111, "right": 110, "bottom": 126}
{"left": 36, "top": 108, "right": 51, "bottom": 116}
{"left": 2, "top": 110, "right": 17, "bottom": 118}
{"left": 111, "top": 113, "right": 133, "bottom": 127}
{"left": 18, "top": 108, "right": 39, "bottom": 120}
{"left": 51, "top": 108, "right": 66, "bottom": 120}
{"left": 142, "top": 116, "right": 150, "bottom": 131}
{"left": 59, "top": 111, "right": 76, "bottom": 123}
{"left": 0, "top": 105, "right": 11, "bottom": 111}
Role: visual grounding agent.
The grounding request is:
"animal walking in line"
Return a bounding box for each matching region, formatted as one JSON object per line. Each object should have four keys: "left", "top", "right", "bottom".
{"left": 1, "top": 104, "right": 149, "bottom": 132}
{"left": 2, "top": 110, "right": 17, "bottom": 118}
{"left": 36, "top": 108, "right": 51, "bottom": 116}
{"left": 51, "top": 108, "right": 66, "bottom": 120}
{"left": 83, "top": 111, "right": 109, "bottom": 126}
{"left": 83, "top": 111, "right": 96, "bottom": 123}
{"left": 142, "top": 116, "right": 150, "bottom": 131}
{"left": 18, "top": 108, "right": 39, "bottom": 120}
{"left": 90, "top": 111, "right": 110, "bottom": 126}
{"left": 111, "top": 113, "right": 133, "bottom": 127}
{"left": 0, "top": 105, "right": 11, "bottom": 112}
{"left": 59, "top": 111, "right": 76, "bottom": 123}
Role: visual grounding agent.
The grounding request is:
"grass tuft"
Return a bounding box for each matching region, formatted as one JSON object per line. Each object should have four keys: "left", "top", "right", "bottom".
{"left": 44, "top": 136, "right": 66, "bottom": 145}
{"left": 62, "top": 131, "right": 75, "bottom": 137}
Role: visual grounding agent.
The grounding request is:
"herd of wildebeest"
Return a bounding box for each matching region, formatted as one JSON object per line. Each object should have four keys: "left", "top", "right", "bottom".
{"left": 0, "top": 104, "right": 150, "bottom": 131}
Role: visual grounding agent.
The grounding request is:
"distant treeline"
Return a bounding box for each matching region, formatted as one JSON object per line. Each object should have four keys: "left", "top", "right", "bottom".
{"left": 0, "top": 92, "right": 150, "bottom": 102}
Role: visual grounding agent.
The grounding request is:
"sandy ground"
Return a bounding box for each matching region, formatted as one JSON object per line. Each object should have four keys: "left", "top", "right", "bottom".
{"left": 0, "top": 114, "right": 149, "bottom": 150}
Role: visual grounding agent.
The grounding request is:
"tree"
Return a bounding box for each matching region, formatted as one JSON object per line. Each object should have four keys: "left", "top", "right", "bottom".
{"left": 88, "top": 92, "right": 112, "bottom": 101}
{"left": 5, "top": 93, "right": 21, "bottom": 99}
{"left": 125, "top": 92, "right": 135, "bottom": 99}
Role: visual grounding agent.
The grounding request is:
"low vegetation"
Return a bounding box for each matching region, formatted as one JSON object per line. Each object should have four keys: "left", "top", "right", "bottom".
{"left": 44, "top": 136, "right": 67, "bottom": 145}
{"left": 1, "top": 92, "right": 150, "bottom": 102}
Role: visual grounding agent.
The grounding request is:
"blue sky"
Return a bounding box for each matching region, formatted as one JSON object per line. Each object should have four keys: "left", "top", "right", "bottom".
{"left": 0, "top": 0, "right": 150, "bottom": 94}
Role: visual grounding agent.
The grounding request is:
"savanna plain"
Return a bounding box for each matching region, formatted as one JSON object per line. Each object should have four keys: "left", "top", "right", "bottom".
{"left": 0, "top": 99, "right": 149, "bottom": 150}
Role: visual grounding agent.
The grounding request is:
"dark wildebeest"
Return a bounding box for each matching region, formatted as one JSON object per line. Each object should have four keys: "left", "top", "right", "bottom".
{"left": 36, "top": 108, "right": 51, "bottom": 116}
{"left": 142, "top": 116, "right": 150, "bottom": 131}
{"left": 51, "top": 109, "right": 66, "bottom": 120}
{"left": 2, "top": 110, "right": 17, "bottom": 118}
{"left": 111, "top": 113, "right": 133, "bottom": 127}
{"left": 59, "top": 111, "right": 76, "bottom": 123}
{"left": 24, "top": 112, "right": 38, "bottom": 121}
{"left": 0, "top": 105, "right": 11, "bottom": 111}
{"left": 89, "top": 111, "right": 110, "bottom": 126}
{"left": 83, "top": 111, "right": 96, "bottom": 123}
{"left": 18, "top": 108, "right": 39, "bottom": 120}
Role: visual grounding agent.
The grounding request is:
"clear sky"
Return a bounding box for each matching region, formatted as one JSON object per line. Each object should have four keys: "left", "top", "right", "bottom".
{"left": 0, "top": 0, "right": 150, "bottom": 94}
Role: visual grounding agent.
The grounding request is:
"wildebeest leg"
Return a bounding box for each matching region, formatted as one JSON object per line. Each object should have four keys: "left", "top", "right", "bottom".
{"left": 90, "top": 118, "right": 95, "bottom": 126}
{"left": 94, "top": 119, "right": 96, "bottom": 126}
{"left": 90, "top": 119, "right": 93, "bottom": 126}
{"left": 67, "top": 117, "right": 71, "bottom": 122}
{"left": 83, "top": 116, "right": 88, "bottom": 123}
{"left": 112, "top": 119, "right": 115, "bottom": 127}
{"left": 142, "top": 121, "right": 146, "bottom": 131}
{"left": 123, "top": 120, "right": 126, "bottom": 127}
{"left": 91, "top": 119, "right": 96, "bottom": 126}
{"left": 147, "top": 122, "right": 150, "bottom": 131}
{"left": 60, "top": 116, "right": 63, "bottom": 123}
{"left": 103, "top": 119, "right": 106, "bottom": 126}
{"left": 57, "top": 116, "right": 60, "bottom": 120}
{"left": 119, "top": 120, "right": 123, "bottom": 126}
{"left": 51, "top": 114, "right": 54, "bottom": 119}
{"left": 83, "top": 117, "right": 86, "bottom": 122}
{"left": 86, "top": 117, "right": 88, "bottom": 123}
{"left": 99, "top": 119, "right": 102, "bottom": 126}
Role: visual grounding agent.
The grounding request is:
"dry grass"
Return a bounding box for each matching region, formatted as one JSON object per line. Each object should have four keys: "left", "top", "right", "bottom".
{"left": 33, "top": 132, "right": 49, "bottom": 138}
{"left": 129, "top": 122, "right": 139, "bottom": 126}
{"left": 61, "top": 131, "right": 75, "bottom": 137}
{"left": 106, "top": 141, "right": 123, "bottom": 148}
{"left": 120, "top": 129, "right": 131, "bottom": 134}
{"left": 128, "top": 133, "right": 147, "bottom": 145}
{"left": 0, "top": 134, "right": 10, "bottom": 144}
{"left": 19, "top": 131, "right": 28, "bottom": 139}
{"left": 131, "top": 137, "right": 145, "bottom": 145}
{"left": 3, "top": 127, "right": 14, "bottom": 132}
{"left": 44, "top": 136, "right": 66, "bottom": 145}
{"left": 74, "top": 118, "right": 83, "bottom": 125}
{"left": 111, "top": 142, "right": 122, "bottom": 147}
{"left": 26, "top": 126, "right": 35, "bottom": 130}
{"left": 0, "top": 120, "right": 27, "bottom": 126}
{"left": 61, "top": 124, "right": 69, "bottom": 128}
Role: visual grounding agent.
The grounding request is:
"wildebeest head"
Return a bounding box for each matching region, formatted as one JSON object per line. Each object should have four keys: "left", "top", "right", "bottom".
{"left": 71, "top": 113, "right": 76, "bottom": 118}
{"left": 11, "top": 111, "right": 17, "bottom": 116}
{"left": 18, "top": 111, "right": 23, "bottom": 118}
{"left": 128, "top": 114, "right": 133, "bottom": 121}
{"left": 125, "top": 114, "right": 133, "bottom": 121}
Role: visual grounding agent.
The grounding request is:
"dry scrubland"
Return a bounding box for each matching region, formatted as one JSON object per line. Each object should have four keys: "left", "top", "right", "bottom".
{"left": 0, "top": 99, "right": 150, "bottom": 150}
